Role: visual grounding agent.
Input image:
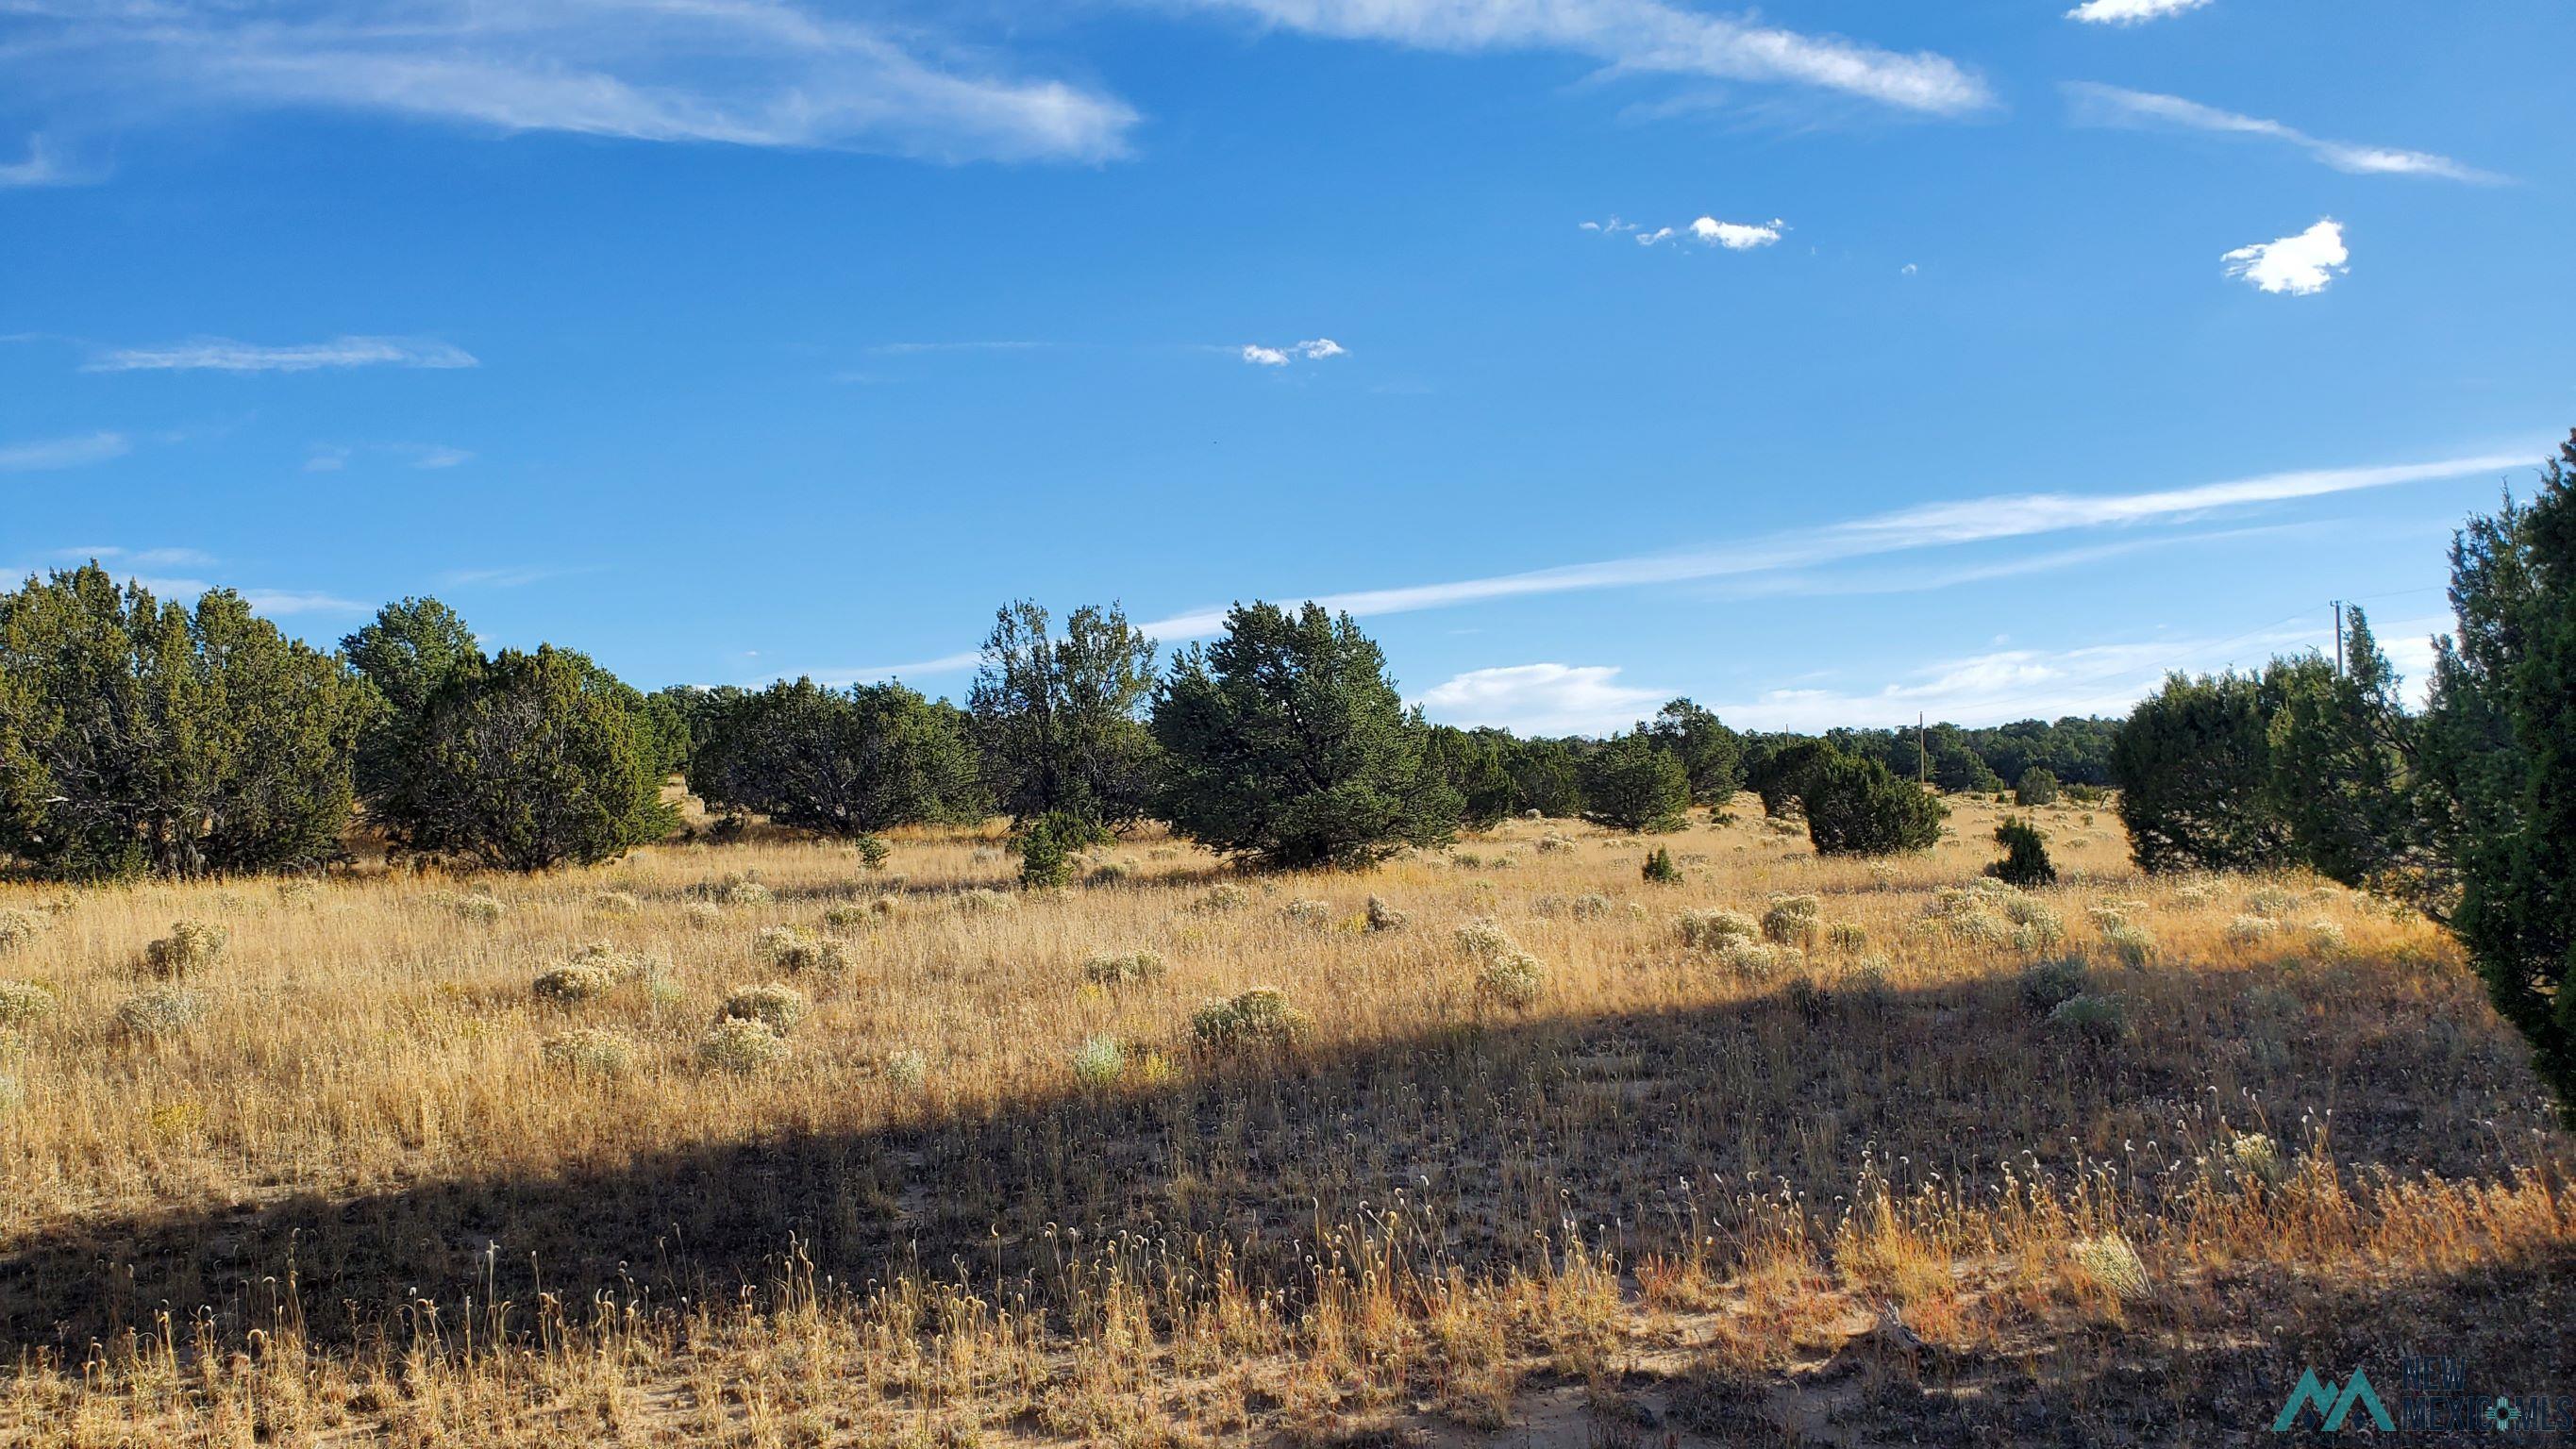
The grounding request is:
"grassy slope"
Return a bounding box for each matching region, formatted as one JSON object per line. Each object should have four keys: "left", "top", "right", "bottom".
{"left": 1, "top": 799, "right": 2568, "bottom": 1445}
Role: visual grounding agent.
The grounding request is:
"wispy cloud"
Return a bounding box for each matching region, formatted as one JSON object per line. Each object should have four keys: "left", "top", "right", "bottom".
{"left": 238, "top": 589, "right": 369, "bottom": 616}
{"left": 437, "top": 564, "right": 601, "bottom": 590}
{"left": 2, "top": 550, "right": 362, "bottom": 616}
{"left": 1416, "top": 663, "right": 1666, "bottom": 735}
{"left": 307, "top": 441, "right": 472, "bottom": 471}
{"left": 1242, "top": 338, "right": 1347, "bottom": 367}
{"left": 0, "top": 431, "right": 129, "bottom": 472}
{"left": 1166, "top": 0, "right": 1993, "bottom": 115}
{"left": 52, "top": 544, "right": 219, "bottom": 568}
{"left": 2065, "top": 0, "right": 2213, "bottom": 25}
{"left": 2066, "top": 83, "right": 2504, "bottom": 183}
{"left": 0, "top": 133, "right": 87, "bottom": 188}
{"left": 802, "top": 447, "right": 2532, "bottom": 682}
{"left": 5, "top": 1, "right": 1139, "bottom": 165}
{"left": 87, "top": 336, "right": 480, "bottom": 373}
{"left": 865, "top": 341, "right": 1053, "bottom": 356}
{"left": 1701, "top": 527, "right": 2305, "bottom": 601}
{"left": 2222, "top": 219, "right": 2349, "bottom": 295}
{"left": 1712, "top": 614, "right": 2457, "bottom": 732}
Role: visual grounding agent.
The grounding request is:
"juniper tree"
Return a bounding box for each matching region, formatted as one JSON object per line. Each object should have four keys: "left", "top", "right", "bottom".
{"left": 2417, "top": 430, "right": 2576, "bottom": 1121}
{"left": 2263, "top": 608, "right": 2426, "bottom": 893}
{"left": 1422, "top": 725, "right": 1518, "bottom": 829}
{"left": 969, "top": 600, "right": 1160, "bottom": 832}
{"left": 342, "top": 596, "right": 478, "bottom": 801}
{"left": 0, "top": 566, "right": 371, "bottom": 878}
{"left": 1648, "top": 698, "right": 1745, "bottom": 806}
{"left": 1800, "top": 749, "right": 1946, "bottom": 857}
{"left": 2112, "top": 671, "right": 2292, "bottom": 873}
{"left": 1580, "top": 725, "right": 1691, "bottom": 831}
{"left": 1150, "top": 602, "right": 1460, "bottom": 869}
{"left": 687, "top": 677, "right": 980, "bottom": 839}
{"left": 376, "top": 645, "right": 677, "bottom": 871}
{"left": 2014, "top": 768, "right": 2061, "bottom": 807}
{"left": 1746, "top": 738, "right": 1833, "bottom": 818}
{"left": 1986, "top": 816, "right": 2057, "bottom": 888}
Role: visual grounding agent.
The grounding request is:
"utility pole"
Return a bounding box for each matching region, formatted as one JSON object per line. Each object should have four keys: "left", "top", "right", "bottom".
{"left": 1917, "top": 712, "right": 1928, "bottom": 785}
{"left": 2333, "top": 600, "right": 2345, "bottom": 678}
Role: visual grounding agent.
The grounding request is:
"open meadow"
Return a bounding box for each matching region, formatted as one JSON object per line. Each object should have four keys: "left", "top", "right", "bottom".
{"left": 3, "top": 797, "right": 2568, "bottom": 1446}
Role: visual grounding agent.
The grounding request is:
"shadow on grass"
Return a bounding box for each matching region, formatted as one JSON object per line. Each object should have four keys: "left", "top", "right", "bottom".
{"left": 2, "top": 951, "right": 2558, "bottom": 1372}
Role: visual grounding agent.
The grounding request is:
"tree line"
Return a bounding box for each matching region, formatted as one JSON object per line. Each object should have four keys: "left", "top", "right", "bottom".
{"left": 1, "top": 567, "right": 2059, "bottom": 886}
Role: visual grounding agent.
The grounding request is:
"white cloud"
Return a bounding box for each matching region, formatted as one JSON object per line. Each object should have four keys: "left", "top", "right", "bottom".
{"left": 1623, "top": 215, "right": 1784, "bottom": 249}
{"left": 2065, "top": 0, "right": 2213, "bottom": 25}
{"left": 806, "top": 446, "right": 2531, "bottom": 682}
{"left": 0, "top": 431, "right": 129, "bottom": 472}
{"left": 1689, "top": 215, "right": 1781, "bottom": 249}
{"left": 2065, "top": 83, "right": 2503, "bottom": 183}
{"left": 1171, "top": 0, "right": 1992, "bottom": 114}
{"left": 1416, "top": 663, "right": 1665, "bottom": 736}
{"left": 1900, "top": 262, "right": 1918, "bottom": 275}
{"left": 88, "top": 336, "right": 480, "bottom": 373}
{"left": 2222, "top": 219, "right": 2349, "bottom": 295}
{"left": 5, "top": 1, "right": 1139, "bottom": 165}
{"left": 1241, "top": 338, "right": 1347, "bottom": 366}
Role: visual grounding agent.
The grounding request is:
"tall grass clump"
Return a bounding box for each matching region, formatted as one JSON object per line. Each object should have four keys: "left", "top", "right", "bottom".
{"left": 115, "top": 986, "right": 209, "bottom": 1038}
{"left": 142, "top": 920, "right": 228, "bottom": 978}
{"left": 1190, "top": 989, "right": 1312, "bottom": 1054}
{"left": 1072, "top": 1034, "right": 1127, "bottom": 1087}
{"left": 694, "top": 1019, "right": 789, "bottom": 1074}
{"left": 1476, "top": 949, "right": 1547, "bottom": 1008}
{"left": 1364, "top": 894, "right": 1409, "bottom": 932}
{"left": 1760, "top": 894, "right": 1819, "bottom": 947}
{"left": 717, "top": 983, "right": 810, "bottom": 1034}
{"left": 1081, "top": 949, "right": 1167, "bottom": 987}
{"left": 0, "top": 908, "right": 50, "bottom": 953}
{"left": 1677, "top": 908, "right": 1757, "bottom": 950}
{"left": 541, "top": 1027, "right": 638, "bottom": 1078}
{"left": 0, "top": 978, "right": 59, "bottom": 1029}
{"left": 755, "top": 925, "right": 847, "bottom": 974}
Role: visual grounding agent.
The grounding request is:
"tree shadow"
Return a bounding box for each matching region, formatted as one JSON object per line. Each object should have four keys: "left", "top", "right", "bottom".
{"left": 3, "top": 953, "right": 2558, "bottom": 1369}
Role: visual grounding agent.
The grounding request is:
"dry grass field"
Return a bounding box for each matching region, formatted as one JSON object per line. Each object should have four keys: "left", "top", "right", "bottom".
{"left": 2, "top": 798, "right": 2570, "bottom": 1446}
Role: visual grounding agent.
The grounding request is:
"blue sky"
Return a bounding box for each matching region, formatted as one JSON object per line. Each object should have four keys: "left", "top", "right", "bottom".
{"left": 4, "top": 0, "right": 2569, "bottom": 734}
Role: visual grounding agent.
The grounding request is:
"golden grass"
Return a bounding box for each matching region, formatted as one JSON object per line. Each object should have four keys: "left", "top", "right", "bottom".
{"left": 2, "top": 798, "right": 2568, "bottom": 1445}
